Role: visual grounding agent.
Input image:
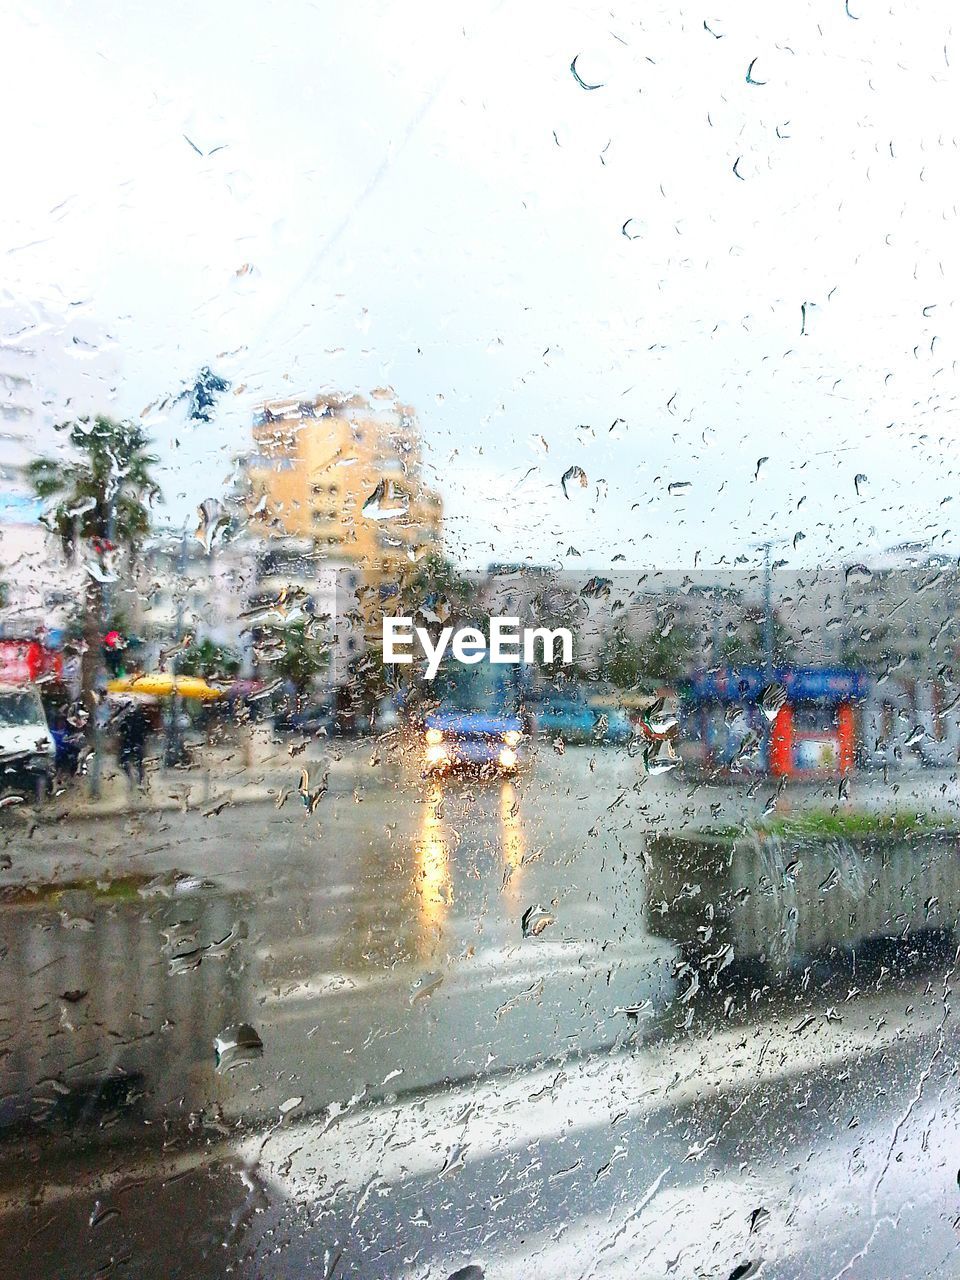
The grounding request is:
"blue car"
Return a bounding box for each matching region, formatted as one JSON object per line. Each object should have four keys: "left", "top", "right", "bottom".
{"left": 531, "top": 696, "right": 632, "bottom": 745}
{"left": 421, "top": 664, "right": 526, "bottom": 775}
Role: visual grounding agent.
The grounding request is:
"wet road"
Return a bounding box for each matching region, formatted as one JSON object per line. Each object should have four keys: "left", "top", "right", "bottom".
{"left": 0, "top": 744, "right": 958, "bottom": 1277}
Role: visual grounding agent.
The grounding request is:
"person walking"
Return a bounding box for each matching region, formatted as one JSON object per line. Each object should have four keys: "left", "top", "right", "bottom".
{"left": 117, "top": 698, "right": 150, "bottom": 789}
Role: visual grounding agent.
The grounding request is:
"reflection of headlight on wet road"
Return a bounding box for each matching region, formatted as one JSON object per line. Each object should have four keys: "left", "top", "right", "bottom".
{"left": 502, "top": 730, "right": 521, "bottom": 747}
{"left": 425, "top": 744, "right": 449, "bottom": 767}
{"left": 425, "top": 728, "right": 444, "bottom": 745}
{"left": 498, "top": 747, "right": 518, "bottom": 770}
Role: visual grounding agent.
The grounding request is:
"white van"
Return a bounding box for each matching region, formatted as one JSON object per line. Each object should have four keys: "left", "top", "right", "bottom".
{"left": 0, "top": 683, "right": 57, "bottom": 797}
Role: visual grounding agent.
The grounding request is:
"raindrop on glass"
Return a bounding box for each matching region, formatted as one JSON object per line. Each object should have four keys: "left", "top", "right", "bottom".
{"left": 758, "top": 683, "right": 787, "bottom": 722}
{"left": 214, "top": 1023, "right": 264, "bottom": 1072}
{"left": 522, "top": 905, "right": 555, "bottom": 938}
{"left": 362, "top": 478, "right": 409, "bottom": 521}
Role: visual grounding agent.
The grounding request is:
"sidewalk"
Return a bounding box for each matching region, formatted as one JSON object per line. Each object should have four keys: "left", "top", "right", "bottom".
{"left": 32, "top": 731, "right": 367, "bottom": 823}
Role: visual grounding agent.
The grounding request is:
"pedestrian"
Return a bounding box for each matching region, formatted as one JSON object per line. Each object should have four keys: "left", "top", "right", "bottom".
{"left": 117, "top": 698, "right": 150, "bottom": 789}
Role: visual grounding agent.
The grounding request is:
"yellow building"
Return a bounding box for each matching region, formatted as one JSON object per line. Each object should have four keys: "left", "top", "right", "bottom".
{"left": 245, "top": 388, "right": 443, "bottom": 584}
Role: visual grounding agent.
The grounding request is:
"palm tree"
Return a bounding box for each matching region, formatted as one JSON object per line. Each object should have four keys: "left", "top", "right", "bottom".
{"left": 28, "top": 415, "right": 161, "bottom": 730}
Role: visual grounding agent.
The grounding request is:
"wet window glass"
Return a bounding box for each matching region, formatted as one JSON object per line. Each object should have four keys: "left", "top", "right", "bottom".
{"left": 2, "top": 2, "right": 959, "bottom": 1277}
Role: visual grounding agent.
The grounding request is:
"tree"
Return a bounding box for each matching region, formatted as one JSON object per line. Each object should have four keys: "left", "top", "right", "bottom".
{"left": 404, "top": 554, "right": 477, "bottom": 619}
{"left": 719, "top": 608, "right": 796, "bottom": 667}
{"left": 268, "top": 621, "right": 328, "bottom": 694}
{"left": 178, "top": 638, "right": 241, "bottom": 680}
{"left": 601, "top": 623, "right": 697, "bottom": 688}
{"left": 601, "top": 629, "right": 645, "bottom": 690}
{"left": 28, "top": 416, "right": 160, "bottom": 560}
{"left": 343, "top": 649, "right": 393, "bottom": 724}
{"left": 28, "top": 416, "right": 161, "bottom": 731}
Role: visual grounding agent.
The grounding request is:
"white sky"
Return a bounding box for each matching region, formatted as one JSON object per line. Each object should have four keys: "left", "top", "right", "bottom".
{"left": 1, "top": 0, "right": 958, "bottom": 572}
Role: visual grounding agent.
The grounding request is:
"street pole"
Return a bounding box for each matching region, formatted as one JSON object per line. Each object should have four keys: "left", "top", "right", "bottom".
{"left": 745, "top": 535, "right": 785, "bottom": 777}
{"left": 88, "top": 498, "right": 116, "bottom": 800}
{"left": 762, "top": 540, "right": 774, "bottom": 682}
{"left": 164, "top": 526, "right": 188, "bottom": 767}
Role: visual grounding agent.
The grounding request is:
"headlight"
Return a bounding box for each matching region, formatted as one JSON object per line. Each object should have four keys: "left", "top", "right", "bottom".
{"left": 498, "top": 747, "right": 518, "bottom": 769}
{"left": 502, "top": 730, "right": 521, "bottom": 747}
{"left": 425, "top": 744, "right": 449, "bottom": 766}
{"left": 425, "top": 728, "right": 444, "bottom": 745}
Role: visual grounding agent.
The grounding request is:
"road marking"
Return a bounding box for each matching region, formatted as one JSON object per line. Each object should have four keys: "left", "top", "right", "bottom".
{"left": 258, "top": 937, "right": 675, "bottom": 1005}
{"left": 0, "top": 990, "right": 948, "bottom": 1229}
{"left": 244, "top": 993, "right": 949, "bottom": 1201}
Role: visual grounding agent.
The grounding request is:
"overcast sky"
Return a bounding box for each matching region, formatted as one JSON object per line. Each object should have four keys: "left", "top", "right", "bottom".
{"left": 2, "top": 0, "right": 958, "bottom": 573}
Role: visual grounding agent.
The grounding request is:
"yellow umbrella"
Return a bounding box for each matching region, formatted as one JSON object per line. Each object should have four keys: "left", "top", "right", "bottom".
{"left": 107, "top": 673, "right": 223, "bottom": 700}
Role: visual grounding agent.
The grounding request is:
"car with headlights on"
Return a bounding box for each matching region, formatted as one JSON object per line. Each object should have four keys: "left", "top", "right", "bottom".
{"left": 420, "top": 663, "right": 527, "bottom": 775}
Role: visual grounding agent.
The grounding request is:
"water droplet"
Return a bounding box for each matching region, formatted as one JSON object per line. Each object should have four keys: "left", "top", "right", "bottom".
{"left": 298, "top": 767, "right": 328, "bottom": 813}
{"left": 642, "top": 697, "right": 678, "bottom": 737}
{"left": 570, "top": 54, "right": 604, "bottom": 90}
{"left": 845, "top": 563, "right": 872, "bottom": 585}
{"left": 745, "top": 57, "right": 766, "bottom": 85}
{"left": 196, "top": 497, "right": 228, "bottom": 552}
{"left": 644, "top": 742, "right": 679, "bottom": 774}
{"left": 59, "top": 911, "right": 94, "bottom": 931}
{"left": 729, "top": 1263, "right": 761, "bottom": 1280}
{"left": 561, "top": 465, "right": 588, "bottom": 498}
{"left": 731, "top": 729, "right": 762, "bottom": 768}
{"left": 214, "top": 1023, "right": 263, "bottom": 1072}
{"left": 362, "top": 478, "right": 409, "bottom": 521}
{"left": 89, "top": 1201, "right": 120, "bottom": 1229}
{"left": 183, "top": 366, "right": 229, "bottom": 422}
{"left": 409, "top": 971, "right": 444, "bottom": 1004}
{"left": 522, "top": 905, "right": 555, "bottom": 938}
{"left": 748, "top": 1207, "right": 769, "bottom": 1235}
{"left": 580, "top": 575, "right": 612, "bottom": 599}
{"left": 758, "top": 683, "right": 787, "bottom": 722}
{"left": 84, "top": 560, "right": 118, "bottom": 584}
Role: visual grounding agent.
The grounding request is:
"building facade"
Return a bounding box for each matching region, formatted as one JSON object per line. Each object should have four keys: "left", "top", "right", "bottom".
{"left": 137, "top": 529, "right": 360, "bottom": 683}
{"left": 0, "top": 302, "right": 84, "bottom": 639}
{"left": 244, "top": 389, "right": 442, "bottom": 576}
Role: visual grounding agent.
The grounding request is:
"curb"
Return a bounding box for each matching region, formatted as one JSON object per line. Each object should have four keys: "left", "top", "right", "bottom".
{"left": 27, "top": 784, "right": 276, "bottom": 824}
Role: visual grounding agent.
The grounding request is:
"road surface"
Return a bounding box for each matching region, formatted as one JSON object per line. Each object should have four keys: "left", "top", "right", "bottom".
{"left": 0, "top": 743, "right": 957, "bottom": 1277}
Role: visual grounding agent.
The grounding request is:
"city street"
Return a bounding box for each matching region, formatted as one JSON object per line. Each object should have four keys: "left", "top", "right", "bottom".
{"left": 0, "top": 743, "right": 957, "bottom": 1277}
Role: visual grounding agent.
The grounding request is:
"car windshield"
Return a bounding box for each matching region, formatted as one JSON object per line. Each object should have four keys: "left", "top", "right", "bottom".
{"left": 4, "top": 4, "right": 960, "bottom": 1278}
{"left": 0, "top": 692, "right": 43, "bottom": 728}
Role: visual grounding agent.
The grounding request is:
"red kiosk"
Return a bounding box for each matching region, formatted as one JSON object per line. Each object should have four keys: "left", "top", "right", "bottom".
{"left": 684, "top": 666, "right": 868, "bottom": 779}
